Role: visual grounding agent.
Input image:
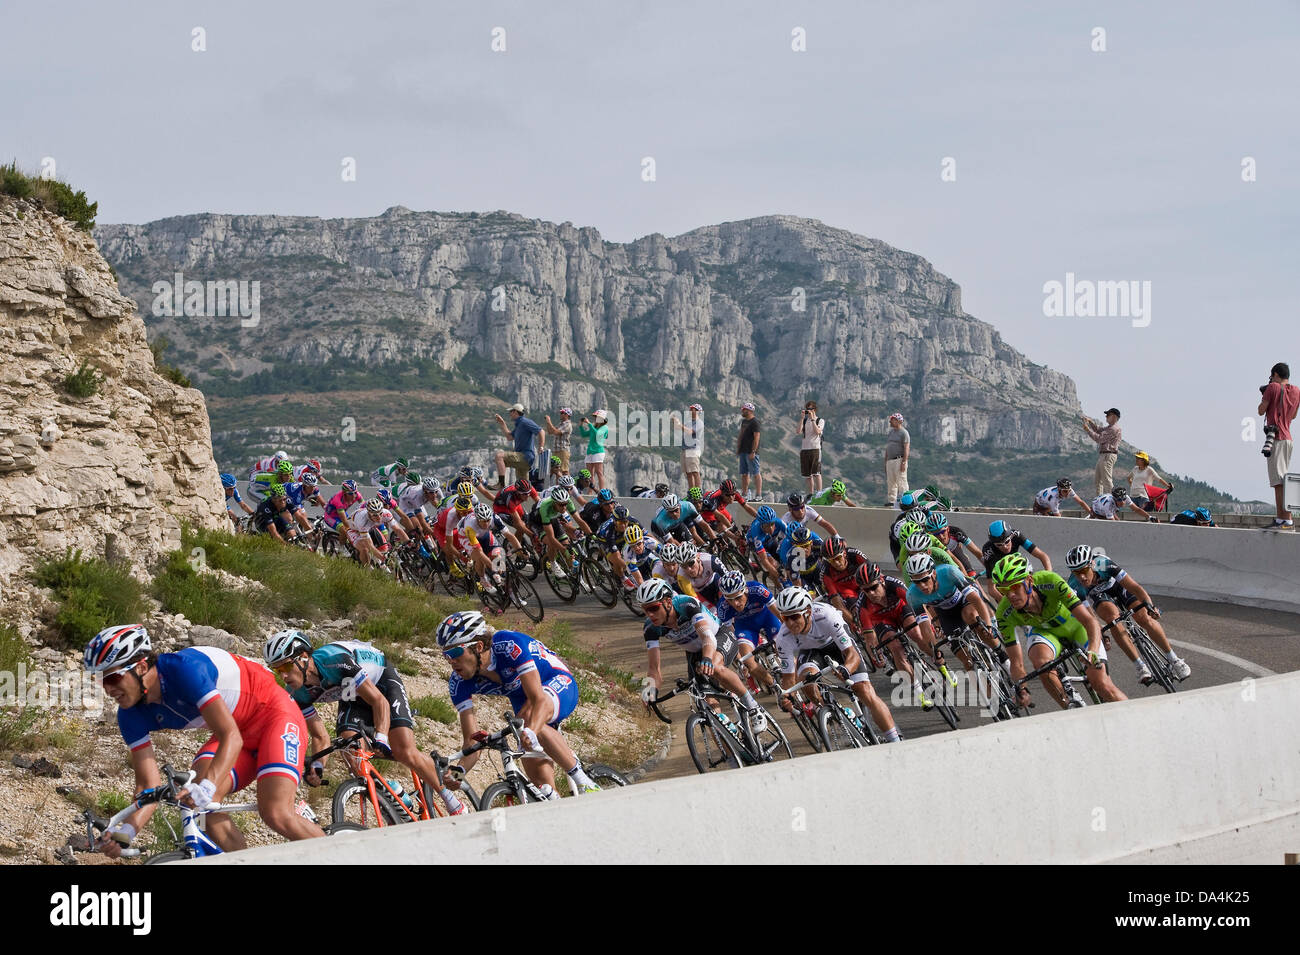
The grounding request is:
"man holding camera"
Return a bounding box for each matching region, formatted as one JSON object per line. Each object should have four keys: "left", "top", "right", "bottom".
{"left": 1082, "top": 408, "right": 1122, "bottom": 497}
{"left": 1258, "top": 362, "right": 1298, "bottom": 530}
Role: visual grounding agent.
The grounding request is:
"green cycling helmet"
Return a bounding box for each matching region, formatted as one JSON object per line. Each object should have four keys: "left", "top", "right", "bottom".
{"left": 687, "top": 486, "right": 703, "bottom": 504}
{"left": 898, "top": 520, "right": 921, "bottom": 541}
{"left": 830, "top": 479, "right": 846, "bottom": 495}
{"left": 991, "top": 553, "right": 1032, "bottom": 590}
{"left": 275, "top": 460, "right": 293, "bottom": 476}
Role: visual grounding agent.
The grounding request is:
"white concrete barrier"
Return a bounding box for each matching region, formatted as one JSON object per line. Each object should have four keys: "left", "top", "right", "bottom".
{"left": 618, "top": 500, "right": 1300, "bottom": 614}
{"left": 215, "top": 671, "right": 1300, "bottom": 866}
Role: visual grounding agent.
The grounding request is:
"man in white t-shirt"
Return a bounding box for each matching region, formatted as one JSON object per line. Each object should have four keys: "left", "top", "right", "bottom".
{"left": 672, "top": 404, "right": 705, "bottom": 489}
{"left": 795, "top": 400, "right": 826, "bottom": 494}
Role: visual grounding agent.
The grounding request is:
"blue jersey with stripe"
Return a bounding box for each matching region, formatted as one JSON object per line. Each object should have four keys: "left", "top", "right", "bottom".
{"left": 290, "top": 640, "right": 388, "bottom": 716}
{"left": 906, "top": 563, "right": 977, "bottom": 613}
{"left": 117, "top": 647, "right": 246, "bottom": 750}
{"left": 447, "top": 631, "right": 571, "bottom": 713}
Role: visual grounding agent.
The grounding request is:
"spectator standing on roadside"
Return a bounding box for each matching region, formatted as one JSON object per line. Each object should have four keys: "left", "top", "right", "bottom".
{"left": 1125, "top": 452, "right": 1172, "bottom": 512}
{"left": 1258, "top": 362, "right": 1299, "bottom": 529}
{"left": 493, "top": 403, "right": 541, "bottom": 488}
{"left": 1082, "top": 407, "right": 1122, "bottom": 496}
{"left": 543, "top": 407, "right": 574, "bottom": 485}
{"left": 578, "top": 409, "right": 611, "bottom": 491}
{"left": 794, "top": 400, "right": 825, "bottom": 494}
{"left": 884, "top": 412, "right": 910, "bottom": 506}
{"left": 671, "top": 404, "right": 704, "bottom": 490}
{"left": 736, "top": 402, "right": 762, "bottom": 500}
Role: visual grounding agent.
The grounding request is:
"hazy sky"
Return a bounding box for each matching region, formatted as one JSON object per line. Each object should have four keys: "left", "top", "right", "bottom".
{"left": 6, "top": 1, "right": 1296, "bottom": 499}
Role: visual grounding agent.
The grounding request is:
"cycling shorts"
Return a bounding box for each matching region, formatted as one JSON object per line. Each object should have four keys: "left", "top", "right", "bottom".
{"left": 537, "top": 672, "right": 579, "bottom": 728}
{"left": 796, "top": 641, "right": 869, "bottom": 681}
{"left": 1024, "top": 628, "right": 1107, "bottom": 663}
{"left": 685, "top": 624, "right": 738, "bottom": 676}
{"left": 336, "top": 667, "right": 416, "bottom": 735}
{"left": 193, "top": 694, "right": 306, "bottom": 789}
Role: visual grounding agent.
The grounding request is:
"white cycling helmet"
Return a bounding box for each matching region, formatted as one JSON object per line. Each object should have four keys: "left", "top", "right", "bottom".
{"left": 662, "top": 493, "right": 681, "bottom": 510}
{"left": 1065, "top": 544, "right": 1094, "bottom": 570}
{"left": 636, "top": 578, "right": 673, "bottom": 606}
{"left": 905, "top": 508, "right": 928, "bottom": 526}
{"left": 904, "top": 531, "right": 932, "bottom": 554}
{"left": 84, "top": 624, "right": 151, "bottom": 675}
{"left": 558, "top": 475, "right": 575, "bottom": 489}
{"left": 437, "top": 610, "right": 489, "bottom": 650}
{"left": 473, "top": 502, "right": 493, "bottom": 522}
{"left": 774, "top": 587, "right": 813, "bottom": 617}
{"left": 549, "top": 486, "right": 569, "bottom": 504}
{"left": 366, "top": 498, "right": 384, "bottom": 515}
{"left": 659, "top": 542, "right": 681, "bottom": 564}
{"left": 264, "top": 629, "right": 311, "bottom": 667}
{"left": 422, "top": 476, "right": 441, "bottom": 493}
{"left": 905, "top": 552, "right": 936, "bottom": 579}
{"left": 676, "top": 542, "right": 698, "bottom": 564}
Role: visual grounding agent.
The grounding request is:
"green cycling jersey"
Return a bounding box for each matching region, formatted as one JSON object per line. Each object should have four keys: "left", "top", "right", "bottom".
{"left": 995, "top": 571, "right": 1088, "bottom": 646}
{"left": 897, "top": 532, "right": 961, "bottom": 585}
{"left": 538, "top": 497, "right": 578, "bottom": 525}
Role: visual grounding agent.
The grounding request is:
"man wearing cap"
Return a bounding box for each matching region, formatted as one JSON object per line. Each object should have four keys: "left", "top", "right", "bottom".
{"left": 1083, "top": 408, "right": 1122, "bottom": 497}
{"left": 543, "top": 408, "right": 574, "bottom": 483}
{"left": 1124, "top": 452, "right": 1171, "bottom": 512}
{"left": 672, "top": 404, "right": 705, "bottom": 489}
{"left": 493, "top": 403, "right": 542, "bottom": 489}
{"left": 884, "top": 413, "right": 910, "bottom": 506}
{"left": 736, "top": 402, "right": 762, "bottom": 500}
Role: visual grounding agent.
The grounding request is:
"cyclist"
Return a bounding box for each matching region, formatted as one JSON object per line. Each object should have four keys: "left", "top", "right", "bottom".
{"left": 437, "top": 611, "right": 600, "bottom": 797}
{"left": 1170, "top": 506, "right": 1216, "bottom": 527}
{"left": 1064, "top": 545, "right": 1191, "bottom": 683}
{"left": 278, "top": 465, "right": 321, "bottom": 536}
{"left": 808, "top": 479, "right": 857, "bottom": 508}
{"left": 252, "top": 485, "right": 300, "bottom": 543}
{"left": 572, "top": 468, "right": 596, "bottom": 502}
{"left": 537, "top": 486, "right": 592, "bottom": 577}
{"left": 456, "top": 502, "right": 524, "bottom": 595}
{"left": 637, "top": 578, "right": 770, "bottom": 734}
{"left": 222, "top": 473, "right": 254, "bottom": 529}
{"left": 247, "top": 458, "right": 292, "bottom": 506}
{"left": 264, "top": 630, "right": 466, "bottom": 815}
{"left": 745, "top": 505, "right": 787, "bottom": 582}
{"left": 1089, "top": 486, "right": 1153, "bottom": 521}
{"left": 851, "top": 559, "right": 938, "bottom": 702}
{"left": 650, "top": 541, "right": 697, "bottom": 597}
{"left": 817, "top": 535, "right": 871, "bottom": 620}
{"left": 905, "top": 552, "right": 1006, "bottom": 685}
{"left": 1032, "top": 477, "right": 1091, "bottom": 516}
{"left": 579, "top": 487, "right": 618, "bottom": 538}
{"left": 637, "top": 481, "right": 672, "bottom": 500}
{"left": 980, "top": 520, "right": 1051, "bottom": 605}
{"left": 991, "top": 554, "right": 1128, "bottom": 709}
{"left": 491, "top": 477, "right": 542, "bottom": 546}
{"left": 246, "top": 450, "right": 289, "bottom": 481}
{"left": 651, "top": 493, "right": 710, "bottom": 546}
{"left": 594, "top": 504, "right": 640, "bottom": 582}
{"left": 778, "top": 525, "right": 823, "bottom": 590}
{"left": 291, "top": 458, "right": 323, "bottom": 484}
{"left": 897, "top": 529, "right": 961, "bottom": 584}
{"left": 395, "top": 475, "right": 443, "bottom": 544}
{"left": 889, "top": 507, "right": 929, "bottom": 563}
{"left": 621, "top": 523, "right": 662, "bottom": 588}
{"left": 322, "top": 479, "right": 362, "bottom": 545}
{"left": 370, "top": 457, "right": 410, "bottom": 489}
{"left": 771, "top": 587, "right": 902, "bottom": 742}
{"left": 716, "top": 571, "right": 780, "bottom": 692}
{"left": 676, "top": 541, "right": 728, "bottom": 608}
{"left": 433, "top": 493, "right": 475, "bottom": 575}
{"left": 86, "top": 624, "right": 323, "bottom": 857}
{"left": 781, "top": 493, "right": 839, "bottom": 537}
{"left": 349, "top": 497, "right": 411, "bottom": 567}
{"left": 924, "top": 512, "right": 982, "bottom": 577}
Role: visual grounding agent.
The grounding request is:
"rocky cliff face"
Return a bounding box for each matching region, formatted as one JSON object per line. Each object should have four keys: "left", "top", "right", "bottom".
{"left": 0, "top": 197, "right": 225, "bottom": 618}
{"left": 95, "top": 209, "right": 1099, "bottom": 499}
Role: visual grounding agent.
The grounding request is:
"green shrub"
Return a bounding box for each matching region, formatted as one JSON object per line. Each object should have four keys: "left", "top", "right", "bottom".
{"left": 153, "top": 549, "right": 259, "bottom": 636}
{"left": 1, "top": 161, "right": 98, "bottom": 230}
{"left": 34, "top": 549, "right": 148, "bottom": 649}
{"left": 0, "top": 624, "right": 31, "bottom": 676}
{"left": 148, "top": 335, "right": 192, "bottom": 388}
{"left": 411, "top": 695, "right": 457, "bottom": 725}
{"left": 63, "top": 361, "right": 103, "bottom": 398}
{"left": 0, "top": 706, "right": 44, "bottom": 756}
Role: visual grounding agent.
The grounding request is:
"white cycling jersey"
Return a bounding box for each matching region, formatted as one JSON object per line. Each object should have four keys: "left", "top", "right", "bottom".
{"left": 781, "top": 504, "right": 823, "bottom": 529}
{"left": 773, "top": 602, "right": 855, "bottom": 675}
{"left": 1090, "top": 494, "right": 1119, "bottom": 519}
{"left": 349, "top": 507, "right": 394, "bottom": 540}
{"left": 683, "top": 552, "right": 725, "bottom": 591}
{"left": 1034, "top": 487, "right": 1063, "bottom": 512}
{"left": 396, "top": 482, "right": 429, "bottom": 515}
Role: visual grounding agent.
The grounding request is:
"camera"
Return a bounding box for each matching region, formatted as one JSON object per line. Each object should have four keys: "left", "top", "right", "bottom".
{"left": 1262, "top": 424, "right": 1279, "bottom": 458}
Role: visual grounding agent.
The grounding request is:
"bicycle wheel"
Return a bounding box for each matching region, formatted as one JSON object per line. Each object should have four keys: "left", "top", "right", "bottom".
{"left": 685, "top": 712, "right": 744, "bottom": 773}
{"left": 143, "top": 850, "right": 189, "bottom": 865}
{"left": 789, "top": 704, "right": 824, "bottom": 752}
{"left": 1131, "top": 625, "right": 1177, "bottom": 694}
{"left": 817, "top": 704, "right": 869, "bottom": 751}
{"left": 751, "top": 714, "right": 794, "bottom": 763}
{"left": 581, "top": 558, "right": 620, "bottom": 608}
{"left": 324, "top": 822, "right": 366, "bottom": 835}
{"left": 584, "top": 764, "right": 630, "bottom": 790}
{"left": 912, "top": 653, "right": 959, "bottom": 730}
{"left": 332, "top": 777, "right": 400, "bottom": 828}
{"left": 479, "top": 779, "right": 540, "bottom": 810}
{"left": 620, "top": 581, "right": 646, "bottom": 618}
{"left": 543, "top": 551, "right": 580, "bottom": 602}
{"left": 505, "top": 566, "right": 545, "bottom": 623}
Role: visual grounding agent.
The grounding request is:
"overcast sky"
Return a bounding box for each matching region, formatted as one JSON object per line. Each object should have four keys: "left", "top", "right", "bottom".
{"left": 6, "top": 1, "right": 1296, "bottom": 499}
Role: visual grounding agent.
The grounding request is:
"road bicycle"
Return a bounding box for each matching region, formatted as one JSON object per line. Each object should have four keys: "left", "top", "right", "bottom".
{"left": 478, "top": 548, "right": 546, "bottom": 623}
{"left": 647, "top": 673, "right": 793, "bottom": 773}
{"left": 1102, "top": 601, "right": 1180, "bottom": 694}
{"left": 876, "top": 627, "right": 960, "bottom": 731}
{"left": 1016, "top": 642, "right": 1103, "bottom": 709}
{"left": 773, "top": 659, "right": 879, "bottom": 751}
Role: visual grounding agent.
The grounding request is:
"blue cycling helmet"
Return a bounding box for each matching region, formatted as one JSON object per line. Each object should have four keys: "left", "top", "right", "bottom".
{"left": 925, "top": 512, "right": 948, "bottom": 532}
{"left": 989, "top": 520, "right": 1011, "bottom": 541}
{"left": 597, "top": 488, "right": 614, "bottom": 503}
{"left": 342, "top": 479, "right": 359, "bottom": 494}
{"left": 899, "top": 492, "right": 916, "bottom": 509}
{"left": 757, "top": 505, "right": 777, "bottom": 524}
{"left": 1195, "top": 507, "right": 1211, "bottom": 521}
{"left": 220, "top": 473, "right": 237, "bottom": 489}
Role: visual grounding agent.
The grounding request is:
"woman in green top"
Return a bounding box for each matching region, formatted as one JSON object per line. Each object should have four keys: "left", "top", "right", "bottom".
{"left": 577, "top": 410, "right": 611, "bottom": 491}
{"left": 991, "top": 554, "right": 1127, "bottom": 709}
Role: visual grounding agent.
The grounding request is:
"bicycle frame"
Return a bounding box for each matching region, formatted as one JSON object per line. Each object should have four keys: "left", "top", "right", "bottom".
{"left": 313, "top": 735, "right": 436, "bottom": 825}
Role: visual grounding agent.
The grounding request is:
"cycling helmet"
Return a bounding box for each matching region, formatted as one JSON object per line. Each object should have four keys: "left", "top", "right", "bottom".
{"left": 1111, "top": 486, "right": 1129, "bottom": 503}
{"left": 422, "top": 476, "right": 441, "bottom": 493}
{"left": 700, "top": 498, "right": 717, "bottom": 513}
{"left": 84, "top": 624, "right": 151, "bottom": 675}
{"left": 756, "top": 505, "right": 777, "bottom": 525}
{"left": 273, "top": 451, "right": 290, "bottom": 464}
{"left": 469, "top": 465, "right": 484, "bottom": 481}
{"left": 899, "top": 492, "right": 916, "bottom": 509}
{"left": 787, "top": 493, "right": 805, "bottom": 508}
{"left": 396, "top": 457, "right": 409, "bottom": 470}
{"left": 454, "top": 495, "right": 473, "bottom": 513}
{"left": 513, "top": 478, "right": 532, "bottom": 494}
{"left": 612, "top": 505, "right": 630, "bottom": 522}
{"left": 925, "top": 512, "right": 948, "bottom": 532}
{"left": 404, "top": 472, "right": 421, "bottom": 486}
{"left": 376, "top": 488, "right": 395, "bottom": 506}
{"left": 905, "top": 552, "right": 936, "bottom": 579}
{"left": 687, "top": 487, "right": 703, "bottom": 504}
{"left": 654, "top": 482, "right": 670, "bottom": 496}
{"left": 830, "top": 479, "right": 846, "bottom": 496}
{"left": 1065, "top": 544, "right": 1094, "bottom": 570}
{"left": 659, "top": 542, "right": 681, "bottom": 564}
{"left": 905, "top": 508, "right": 927, "bottom": 526}
{"left": 855, "top": 561, "right": 884, "bottom": 589}
{"left": 436, "top": 610, "right": 488, "bottom": 650}
{"left": 790, "top": 526, "right": 813, "bottom": 546}
{"left": 676, "top": 542, "right": 698, "bottom": 564}
{"left": 220, "top": 473, "right": 237, "bottom": 489}
{"left": 549, "top": 486, "right": 569, "bottom": 504}
{"left": 897, "top": 521, "right": 921, "bottom": 542}
{"left": 559, "top": 475, "right": 576, "bottom": 489}
{"left": 577, "top": 469, "right": 591, "bottom": 481}
{"left": 456, "top": 481, "right": 474, "bottom": 498}
{"left": 991, "top": 553, "right": 1032, "bottom": 589}
{"left": 719, "top": 571, "right": 747, "bottom": 597}
{"left": 1056, "top": 477, "right": 1073, "bottom": 492}
{"left": 904, "top": 531, "right": 932, "bottom": 554}
{"left": 1195, "top": 507, "right": 1212, "bottom": 522}
{"left": 457, "top": 465, "right": 474, "bottom": 479}
{"left": 623, "top": 524, "right": 644, "bottom": 545}
{"left": 366, "top": 498, "right": 384, "bottom": 515}
{"left": 822, "top": 535, "right": 846, "bottom": 560}
{"left": 988, "top": 520, "right": 1011, "bottom": 542}
{"left": 474, "top": 502, "right": 493, "bottom": 522}
{"left": 342, "top": 479, "right": 359, "bottom": 495}
{"left": 276, "top": 460, "right": 293, "bottom": 476}
{"left": 719, "top": 479, "right": 737, "bottom": 495}
{"left": 636, "top": 578, "right": 673, "bottom": 606}
{"left": 301, "top": 471, "right": 318, "bottom": 487}
{"left": 306, "top": 458, "right": 322, "bottom": 475}
{"left": 268, "top": 482, "right": 286, "bottom": 499}
{"left": 264, "top": 629, "right": 311, "bottom": 667}
{"left": 597, "top": 488, "right": 615, "bottom": 504}
{"left": 662, "top": 493, "right": 681, "bottom": 510}
{"left": 774, "top": 587, "right": 813, "bottom": 617}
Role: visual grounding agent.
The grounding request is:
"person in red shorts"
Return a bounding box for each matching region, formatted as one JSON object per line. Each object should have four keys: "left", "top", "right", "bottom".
{"left": 85, "top": 624, "right": 323, "bottom": 857}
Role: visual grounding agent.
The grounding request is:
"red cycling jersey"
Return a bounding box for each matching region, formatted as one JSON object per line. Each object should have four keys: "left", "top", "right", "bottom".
{"left": 854, "top": 577, "right": 928, "bottom": 634}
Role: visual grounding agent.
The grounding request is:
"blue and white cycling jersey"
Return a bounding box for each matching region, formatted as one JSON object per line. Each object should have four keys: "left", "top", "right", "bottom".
{"left": 651, "top": 501, "right": 701, "bottom": 539}
{"left": 746, "top": 517, "right": 788, "bottom": 554}
{"left": 280, "top": 481, "right": 308, "bottom": 510}
{"left": 290, "top": 640, "right": 388, "bottom": 718}
{"left": 117, "top": 647, "right": 250, "bottom": 751}
{"left": 447, "top": 631, "right": 572, "bottom": 714}
{"left": 777, "top": 529, "right": 822, "bottom": 567}
{"left": 224, "top": 486, "right": 243, "bottom": 508}
{"left": 906, "top": 563, "right": 978, "bottom": 614}
{"left": 717, "top": 581, "right": 781, "bottom": 647}
{"left": 642, "top": 595, "right": 720, "bottom": 653}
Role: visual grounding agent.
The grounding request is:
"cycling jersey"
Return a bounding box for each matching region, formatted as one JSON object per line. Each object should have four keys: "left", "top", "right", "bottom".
{"left": 1034, "top": 486, "right": 1065, "bottom": 512}
{"left": 224, "top": 486, "right": 243, "bottom": 508}
{"left": 595, "top": 515, "right": 639, "bottom": 551}
{"left": 996, "top": 571, "right": 1087, "bottom": 645}
{"left": 778, "top": 532, "right": 822, "bottom": 569}
{"left": 538, "top": 497, "right": 578, "bottom": 526}
{"left": 716, "top": 581, "right": 781, "bottom": 647}
{"left": 681, "top": 552, "right": 726, "bottom": 598}
{"left": 279, "top": 481, "right": 308, "bottom": 511}
{"left": 650, "top": 560, "right": 697, "bottom": 597}
{"left": 1090, "top": 494, "right": 1121, "bottom": 519}
{"left": 579, "top": 500, "right": 613, "bottom": 532}
{"left": 642, "top": 595, "right": 719, "bottom": 652}
{"left": 906, "top": 563, "right": 978, "bottom": 614}
{"left": 253, "top": 498, "right": 293, "bottom": 534}
{"left": 780, "top": 504, "right": 823, "bottom": 529}
{"left": 818, "top": 548, "right": 869, "bottom": 605}
{"left": 455, "top": 514, "right": 507, "bottom": 553}
{"left": 636, "top": 490, "right": 665, "bottom": 500}
{"left": 980, "top": 531, "right": 1037, "bottom": 578}
{"left": 746, "top": 517, "right": 787, "bottom": 555}
{"left": 248, "top": 455, "right": 283, "bottom": 478}
{"left": 807, "top": 489, "right": 845, "bottom": 507}
{"left": 324, "top": 491, "right": 361, "bottom": 527}
{"left": 447, "top": 631, "right": 575, "bottom": 724}
{"left": 493, "top": 486, "right": 539, "bottom": 515}
{"left": 396, "top": 482, "right": 430, "bottom": 516}
{"left": 937, "top": 526, "right": 978, "bottom": 574}
{"left": 622, "top": 537, "right": 661, "bottom": 574}
{"left": 289, "top": 640, "right": 387, "bottom": 717}
{"left": 349, "top": 506, "right": 394, "bottom": 544}
{"left": 897, "top": 533, "right": 960, "bottom": 584}
{"left": 773, "top": 603, "right": 856, "bottom": 675}
{"left": 370, "top": 462, "right": 408, "bottom": 488}
{"left": 854, "top": 577, "right": 927, "bottom": 635}
{"left": 651, "top": 501, "right": 702, "bottom": 540}
{"left": 291, "top": 463, "right": 319, "bottom": 483}
{"left": 1067, "top": 556, "right": 1133, "bottom": 607}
